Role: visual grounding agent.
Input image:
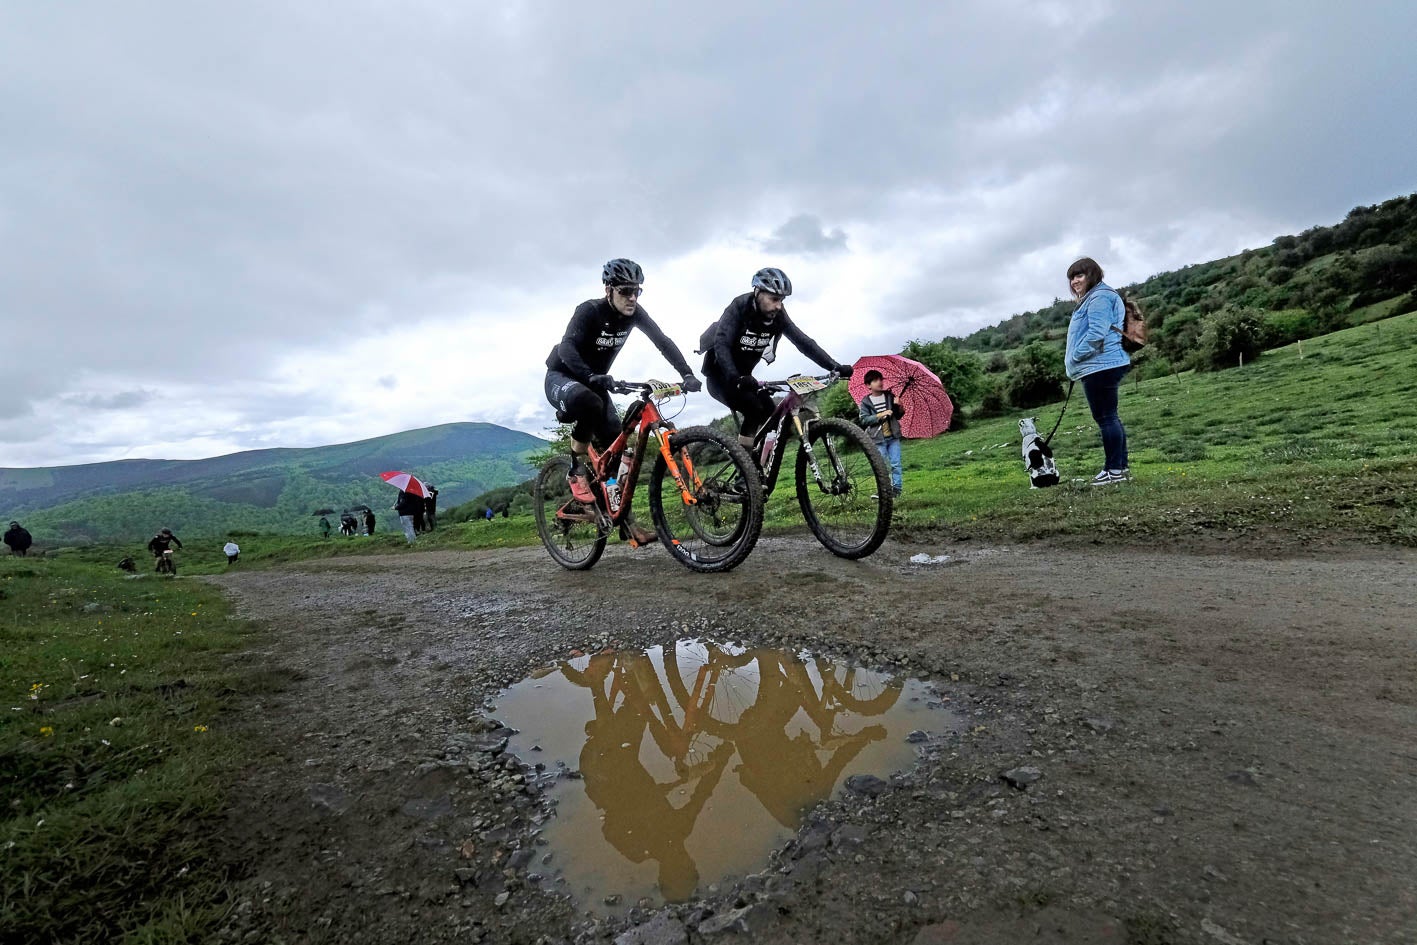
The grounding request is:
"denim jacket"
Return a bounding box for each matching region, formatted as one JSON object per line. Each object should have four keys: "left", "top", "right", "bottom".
{"left": 1065, "top": 282, "right": 1130, "bottom": 380}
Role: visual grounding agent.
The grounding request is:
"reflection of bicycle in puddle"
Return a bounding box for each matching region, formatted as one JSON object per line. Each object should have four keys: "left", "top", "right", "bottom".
{"left": 553, "top": 642, "right": 905, "bottom": 898}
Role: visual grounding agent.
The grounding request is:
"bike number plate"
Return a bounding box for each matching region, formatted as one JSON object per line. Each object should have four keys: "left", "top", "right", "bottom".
{"left": 651, "top": 381, "right": 683, "bottom": 400}
{"left": 787, "top": 375, "right": 828, "bottom": 394}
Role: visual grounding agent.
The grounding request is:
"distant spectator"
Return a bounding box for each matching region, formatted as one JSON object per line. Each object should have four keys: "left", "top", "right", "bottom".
{"left": 319, "top": 516, "right": 332, "bottom": 539}
{"left": 484, "top": 506, "right": 495, "bottom": 522}
{"left": 4, "top": 521, "right": 32, "bottom": 557}
{"left": 423, "top": 486, "right": 440, "bottom": 531}
{"left": 224, "top": 541, "right": 241, "bottom": 564}
{"left": 339, "top": 512, "right": 358, "bottom": 536}
{"left": 363, "top": 508, "right": 376, "bottom": 536}
{"left": 394, "top": 489, "right": 422, "bottom": 543}
{"left": 501, "top": 506, "right": 509, "bottom": 519}
{"left": 1065, "top": 257, "right": 1132, "bottom": 485}
{"left": 856, "top": 370, "right": 905, "bottom": 497}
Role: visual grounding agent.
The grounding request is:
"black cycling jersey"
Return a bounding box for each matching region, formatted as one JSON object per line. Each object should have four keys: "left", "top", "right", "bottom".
{"left": 701, "top": 292, "right": 836, "bottom": 384}
{"left": 147, "top": 534, "right": 183, "bottom": 555}
{"left": 545, "top": 298, "right": 692, "bottom": 382}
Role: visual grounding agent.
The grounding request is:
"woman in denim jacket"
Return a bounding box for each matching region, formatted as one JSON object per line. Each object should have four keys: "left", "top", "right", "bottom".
{"left": 1064, "top": 257, "right": 1131, "bottom": 484}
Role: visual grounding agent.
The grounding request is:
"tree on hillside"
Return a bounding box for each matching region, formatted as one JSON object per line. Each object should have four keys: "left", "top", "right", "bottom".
{"left": 899, "top": 340, "right": 987, "bottom": 406}
{"left": 1195, "top": 307, "right": 1267, "bottom": 371}
{"left": 1004, "top": 341, "right": 1066, "bottom": 408}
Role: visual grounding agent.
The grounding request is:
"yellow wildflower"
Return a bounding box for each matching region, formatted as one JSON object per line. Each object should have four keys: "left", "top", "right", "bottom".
{"left": 193, "top": 724, "right": 208, "bottom": 733}
{"left": 39, "top": 726, "right": 54, "bottom": 737}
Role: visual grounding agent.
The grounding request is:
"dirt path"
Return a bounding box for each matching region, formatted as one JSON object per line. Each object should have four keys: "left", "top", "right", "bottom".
{"left": 208, "top": 536, "right": 1417, "bottom": 945}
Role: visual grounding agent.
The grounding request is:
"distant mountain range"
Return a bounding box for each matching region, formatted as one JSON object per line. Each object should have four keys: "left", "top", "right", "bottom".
{"left": 0, "top": 422, "right": 546, "bottom": 542}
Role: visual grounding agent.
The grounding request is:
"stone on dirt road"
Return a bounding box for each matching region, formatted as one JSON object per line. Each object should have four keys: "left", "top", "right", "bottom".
{"left": 1001, "top": 765, "right": 1042, "bottom": 789}
{"left": 911, "top": 907, "right": 1123, "bottom": 944}
{"left": 613, "top": 911, "right": 688, "bottom": 945}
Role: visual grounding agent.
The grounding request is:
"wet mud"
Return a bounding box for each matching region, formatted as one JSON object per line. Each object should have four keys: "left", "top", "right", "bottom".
{"left": 210, "top": 535, "right": 1417, "bottom": 944}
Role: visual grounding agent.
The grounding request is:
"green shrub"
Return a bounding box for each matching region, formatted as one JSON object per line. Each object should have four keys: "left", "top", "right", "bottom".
{"left": 1194, "top": 307, "right": 1268, "bottom": 371}
{"left": 1004, "top": 341, "right": 1066, "bottom": 408}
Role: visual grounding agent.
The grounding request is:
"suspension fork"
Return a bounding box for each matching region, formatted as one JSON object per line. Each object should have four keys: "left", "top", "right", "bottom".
{"left": 654, "top": 426, "right": 699, "bottom": 506}
{"left": 794, "top": 413, "right": 830, "bottom": 487}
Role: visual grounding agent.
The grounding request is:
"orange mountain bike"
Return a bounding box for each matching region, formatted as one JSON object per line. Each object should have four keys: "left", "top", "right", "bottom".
{"left": 533, "top": 380, "right": 764, "bottom": 573}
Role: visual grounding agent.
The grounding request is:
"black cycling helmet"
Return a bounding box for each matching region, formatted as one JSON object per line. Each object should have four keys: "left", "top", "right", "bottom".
{"left": 751, "top": 267, "right": 792, "bottom": 297}
{"left": 602, "top": 258, "right": 645, "bottom": 287}
{"left": 160, "top": 527, "right": 173, "bottom": 536}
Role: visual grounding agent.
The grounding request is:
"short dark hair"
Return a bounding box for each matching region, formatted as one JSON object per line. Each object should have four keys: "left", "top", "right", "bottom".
{"left": 1067, "top": 257, "right": 1104, "bottom": 294}
{"left": 863, "top": 369, "right": 884, "bottom": 384}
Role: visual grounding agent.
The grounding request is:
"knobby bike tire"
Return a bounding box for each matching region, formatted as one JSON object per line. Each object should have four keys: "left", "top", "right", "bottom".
{"left": 795, "top": 417, "right": 893, "bottom": 559}
{"left": 648, "top": 426, "right": 764, "bottom": 573}
{"left": 533, "top": 454, "right": 607, "bottom": 571}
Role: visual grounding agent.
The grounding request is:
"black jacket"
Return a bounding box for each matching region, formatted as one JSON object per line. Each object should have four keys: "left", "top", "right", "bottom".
{"left": 146, "top": 534, "right": 182, "bottom": 554}
{"left": 3, "top": 525, "right": 31, "bottom": 551}
{"left": 701, "top": 293, "right": 836, "bottom": 384}
{"left": 545, "top": 298, "right": 692, "bottom": 382}
{"left": 395, "top": 490, "right": 423, "bottom": 516}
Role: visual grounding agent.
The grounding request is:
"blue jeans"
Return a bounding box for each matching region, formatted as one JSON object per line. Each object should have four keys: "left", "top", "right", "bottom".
{"left": 875, "top": 437, "right": 903, "bottom": 491}
{"left": 1080, "top": 365, "right": 1130, "bottom": 471}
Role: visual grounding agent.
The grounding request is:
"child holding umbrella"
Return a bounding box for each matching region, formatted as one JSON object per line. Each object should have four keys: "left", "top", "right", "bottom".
{"left": 857, "top": 370, "right": 906, "bottom": 497}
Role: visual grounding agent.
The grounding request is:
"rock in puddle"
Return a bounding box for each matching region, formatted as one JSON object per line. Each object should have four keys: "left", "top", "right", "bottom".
{"left": 843, "top": 774, "right": 889, "bottom": 797}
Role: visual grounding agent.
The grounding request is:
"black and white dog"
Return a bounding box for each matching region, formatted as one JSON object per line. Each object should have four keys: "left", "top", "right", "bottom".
{"left": 1019, "top": 418, "right": 1060, "bottom": 488}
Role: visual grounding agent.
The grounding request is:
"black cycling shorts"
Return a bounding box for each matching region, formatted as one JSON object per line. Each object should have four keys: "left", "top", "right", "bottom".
{"left": 705, "top": 372, "right": 777, "bottom": 438}
{"left": 544, "top": 370, "right": 620, "bottom": 448}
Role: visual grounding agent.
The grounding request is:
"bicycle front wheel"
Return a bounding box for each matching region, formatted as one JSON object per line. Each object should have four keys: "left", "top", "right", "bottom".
{"left": 649, "top": 426, "right": 763, "bottom": 573}
{"left": 533, "top": 455, "right": 607, "bottom": 570}
{"left": 795, "top": 417, "right": 893, "bottom": 559}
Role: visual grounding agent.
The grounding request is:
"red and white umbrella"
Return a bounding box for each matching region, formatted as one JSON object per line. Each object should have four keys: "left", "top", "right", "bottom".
{"left": 380, "top": 470, "right": 429, "bottom": 497}
{"left": 848, "top": 354, "right": 953, "bottom": 439}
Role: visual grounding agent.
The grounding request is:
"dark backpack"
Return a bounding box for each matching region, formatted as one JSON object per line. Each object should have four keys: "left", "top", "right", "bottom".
{"left": 1119, "top": 295, "right": 1148, "bottom": 353}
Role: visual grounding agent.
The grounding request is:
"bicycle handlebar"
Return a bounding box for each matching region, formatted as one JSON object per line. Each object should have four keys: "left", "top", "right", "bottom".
{"left": 610, "top": 379, "right": 683, "bottom": 396}
{"left": 757, "top": 372, "right": 838, "bottom": 392}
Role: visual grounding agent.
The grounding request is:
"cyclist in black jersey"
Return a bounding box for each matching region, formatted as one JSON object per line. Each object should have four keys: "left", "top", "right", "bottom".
{"left": 146, "top": 528, "right": 183, "bottom": 570}
{"left": 544, "top": 258, "right": 703, "bottom": 544}
{"left": 700, "top": 267, "right": 852, "bottom": 457}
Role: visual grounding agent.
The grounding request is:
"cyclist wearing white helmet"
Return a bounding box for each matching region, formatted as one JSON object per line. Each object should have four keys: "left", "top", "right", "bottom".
{"left": 700, "top": 267, "right": 852, "bottom": 456}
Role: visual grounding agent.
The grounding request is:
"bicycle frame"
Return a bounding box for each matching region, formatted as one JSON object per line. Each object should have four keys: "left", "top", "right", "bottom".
{"left": 556, "top": 383, "right": 703, "bottom": 531}
{"left": 752, "top": 374, "right": 845, "bottom": 496}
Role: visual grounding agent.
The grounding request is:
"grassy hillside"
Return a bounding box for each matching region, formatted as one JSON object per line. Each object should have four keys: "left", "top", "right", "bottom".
{"left": 1, "top": 422, "right": 546, "bottom": 543}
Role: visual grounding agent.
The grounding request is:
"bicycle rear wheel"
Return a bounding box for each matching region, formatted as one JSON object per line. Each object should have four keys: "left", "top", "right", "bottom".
{"left": 648, "top": 426, "right": 763, "bottom": 573}
{"left": 533, "top": 455, "right": 607, "bottom": 570}
{"left": 795, "top": 417, "right": 893, "bottom": 559}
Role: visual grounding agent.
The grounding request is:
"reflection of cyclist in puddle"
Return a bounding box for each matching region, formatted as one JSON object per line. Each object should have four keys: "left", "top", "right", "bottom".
{"left": 561, "top": 651, "right": 734, "bottom": 900}
{"left": 731, "top": 651, "right": 898, "bottom": 827}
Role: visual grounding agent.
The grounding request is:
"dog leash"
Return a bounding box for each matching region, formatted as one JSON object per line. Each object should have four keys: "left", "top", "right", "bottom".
{"left": 1042, "top": 381, "right": 1074, "bottom": 447}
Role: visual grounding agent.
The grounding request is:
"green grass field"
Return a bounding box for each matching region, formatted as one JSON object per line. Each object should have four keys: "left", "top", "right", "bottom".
{"left": 0, "top": 557, "right": 280, "bottom": 943}
{"left": 874, "top": 312, "right": 1416, "bottom": 545}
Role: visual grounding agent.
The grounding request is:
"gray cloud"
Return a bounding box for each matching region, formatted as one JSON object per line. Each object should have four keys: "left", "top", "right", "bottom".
{"left": 759, "top": 214, "right": 848, "bottom": 256}
{"left": 2, "top": 1, "right": 1414, "bottom": 465}
{"left": 59, "top": 390, "right": 156, "bottom": 411}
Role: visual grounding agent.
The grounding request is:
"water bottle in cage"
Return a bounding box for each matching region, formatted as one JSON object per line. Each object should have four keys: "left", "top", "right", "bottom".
{"left": 603, "top": 478, "right": 621, "bottom": 513}
{"left": 617, "top": 448, "right": 634, "bottom": 482}
{"left": 760, "top": 430, "right": 777, "bottom": 468}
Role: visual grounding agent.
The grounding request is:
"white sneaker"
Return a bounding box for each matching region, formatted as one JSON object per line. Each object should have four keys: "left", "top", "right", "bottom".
{"left": 1111, "top": 468, "right": 1131, "bottom": 482}
{"left": 1089, "top": 470, "right": 1117, "bottom": 486}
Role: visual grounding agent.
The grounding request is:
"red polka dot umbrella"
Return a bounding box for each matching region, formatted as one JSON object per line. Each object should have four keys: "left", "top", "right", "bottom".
{"left": 847, "top": 355, "right": 953, "bottom": 439}
{"left": 380, "top": 470, "right": 429, "bottom": 497}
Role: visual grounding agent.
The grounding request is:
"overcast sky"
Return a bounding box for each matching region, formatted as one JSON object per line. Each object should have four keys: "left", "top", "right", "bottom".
{"left": 3, "top": 1, "right": 1414, "bottom": 467}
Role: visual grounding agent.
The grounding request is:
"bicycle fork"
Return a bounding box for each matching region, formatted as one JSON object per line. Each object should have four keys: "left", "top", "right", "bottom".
{"left": 654, "top": 428, "right": 700, "bottom": 507}
{"left": 796, "top": 415, "right": 847, "bottom": 495}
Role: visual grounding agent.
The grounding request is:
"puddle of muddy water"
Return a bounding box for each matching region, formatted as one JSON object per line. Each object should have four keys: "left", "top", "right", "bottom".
{"left": 492, "top": 640, "right": 960, "bottom": 913}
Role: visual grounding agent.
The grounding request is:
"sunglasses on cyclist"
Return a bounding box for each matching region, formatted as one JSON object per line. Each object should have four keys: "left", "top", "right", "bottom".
{"left": 613, "top": 286, "right": 643, "bottom": 299}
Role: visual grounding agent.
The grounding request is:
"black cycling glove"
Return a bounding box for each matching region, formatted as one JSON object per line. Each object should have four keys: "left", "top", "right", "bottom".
{"left": 587, "top": 374, "right": 615, "bottom": 389}
{"left": 736, "top": 376, "right": 760, "bottom": 393}
{"left": 834, "top": 363, "right": 854, "bottom": 379}
{"left": 680, "top": 374, "right": 703, "bottom": 393}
